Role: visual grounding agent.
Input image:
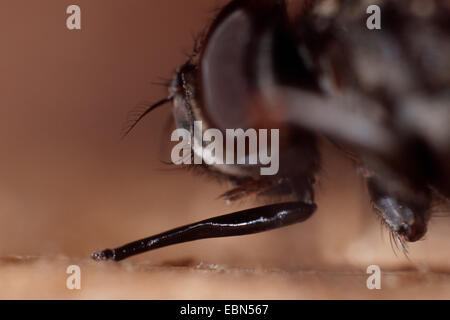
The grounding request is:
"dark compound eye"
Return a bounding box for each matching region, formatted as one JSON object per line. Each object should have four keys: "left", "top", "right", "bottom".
{"left": 198, "top": 0, "right": 316, "bottom": 131}
{"left": 200, "top": 6, "right": 253, "bottom": 131}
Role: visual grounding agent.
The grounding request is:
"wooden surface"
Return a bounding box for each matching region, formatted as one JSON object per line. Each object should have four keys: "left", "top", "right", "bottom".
{"left": 1, "top": 255, "right": 450, "bottom": 299}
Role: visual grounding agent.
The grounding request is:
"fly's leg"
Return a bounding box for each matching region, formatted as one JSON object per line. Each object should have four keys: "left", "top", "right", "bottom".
{"left": 92, "top": 201, "right": 316, "bottom": 262}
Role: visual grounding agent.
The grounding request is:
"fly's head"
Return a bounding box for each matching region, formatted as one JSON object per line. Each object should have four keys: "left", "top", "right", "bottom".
{"left": 167, "top": 0, "right": 320, "bottom": 188}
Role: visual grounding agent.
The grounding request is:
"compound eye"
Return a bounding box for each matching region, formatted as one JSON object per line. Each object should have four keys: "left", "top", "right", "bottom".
{"left": 200, "top": 7, "right": 254, "bottom": 131}
{"left": 199, "top": 0, "right": 315, "bottom": 132}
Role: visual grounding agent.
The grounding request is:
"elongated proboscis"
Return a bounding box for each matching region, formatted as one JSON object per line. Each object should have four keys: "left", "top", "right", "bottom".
{"left": 92, "top": 201, "right": 316, "bottom": 261}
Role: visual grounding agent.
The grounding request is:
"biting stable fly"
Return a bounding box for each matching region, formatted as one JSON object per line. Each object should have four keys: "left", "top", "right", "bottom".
{"left": 92, "top": 0, "right": 450, "bottom": 261}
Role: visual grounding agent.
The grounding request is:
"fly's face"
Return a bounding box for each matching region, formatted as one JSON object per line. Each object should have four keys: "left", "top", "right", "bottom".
{"left": 169, "top": 57, "right": 269, "bottom": 179}
{"left": 93, "top": 0, "right": 450, "bottom": 261}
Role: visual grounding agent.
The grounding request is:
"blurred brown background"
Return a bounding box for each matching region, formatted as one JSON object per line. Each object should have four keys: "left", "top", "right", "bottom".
{"left": 0, "top": 0, "right": 449, "bottom": 299}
